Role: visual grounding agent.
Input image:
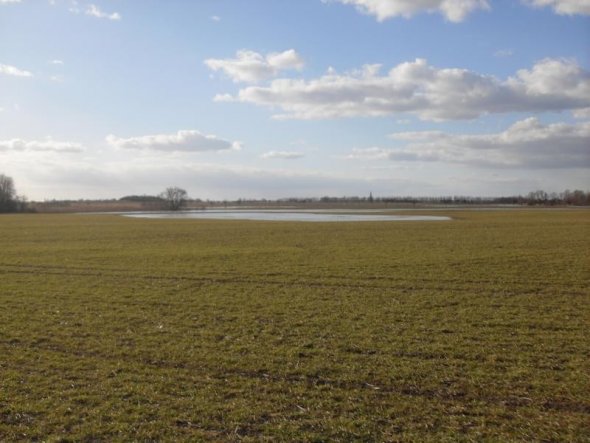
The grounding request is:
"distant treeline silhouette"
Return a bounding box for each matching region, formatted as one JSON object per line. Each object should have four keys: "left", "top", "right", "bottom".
{"left": 34, "top": 190, "right": 590, "bottom": 208}
{"left": 119, "top": 195, "right": 165, "bottom": 202}
{"left": 3, "top": 174, "right": 590, "bottom": 214}
{"left": 238, "top": 189, "right": 590, "bottom": 206}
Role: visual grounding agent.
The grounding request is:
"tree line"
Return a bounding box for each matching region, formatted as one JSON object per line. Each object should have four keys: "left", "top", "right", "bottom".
{"left": 1, "top": 172, "right": 589, "bottom": 213}
{"left": 0, "top": 174, "right": 190, "bottom": 213}
{"left": 268, "top": 190, "right": 590, "bottom": 206}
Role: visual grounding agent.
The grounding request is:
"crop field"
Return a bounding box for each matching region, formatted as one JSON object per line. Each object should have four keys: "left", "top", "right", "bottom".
{"left": 0, "top": 210, "right": 589, "bottom": 441}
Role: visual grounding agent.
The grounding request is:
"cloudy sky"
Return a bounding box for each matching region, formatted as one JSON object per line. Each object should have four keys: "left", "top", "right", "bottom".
{"left": 1, "top": 0, "right": 589, "bottom": 200}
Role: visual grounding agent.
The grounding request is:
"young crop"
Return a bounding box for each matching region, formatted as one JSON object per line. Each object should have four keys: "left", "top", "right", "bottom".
{"left": 0, "top": 210, "right": 588, "bottom": 441}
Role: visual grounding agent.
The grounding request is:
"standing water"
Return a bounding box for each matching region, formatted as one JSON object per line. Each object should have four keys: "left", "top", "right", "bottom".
{"left": 122, "top": 210, "right": 451, "bottom": 222}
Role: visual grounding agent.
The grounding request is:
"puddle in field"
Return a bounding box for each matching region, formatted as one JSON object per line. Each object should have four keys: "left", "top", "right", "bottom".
{"left": 123, "top": 210, "right": 451, "bottom": 222}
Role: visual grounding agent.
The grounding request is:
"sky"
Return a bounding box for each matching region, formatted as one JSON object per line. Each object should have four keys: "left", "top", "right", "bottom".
{"left": 1, "top": 0, "right": 589, "bottom": 200}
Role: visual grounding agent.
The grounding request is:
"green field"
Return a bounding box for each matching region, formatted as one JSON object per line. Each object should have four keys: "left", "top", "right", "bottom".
{"left": 1, "top": 210, "right": 589, "bottom": 441}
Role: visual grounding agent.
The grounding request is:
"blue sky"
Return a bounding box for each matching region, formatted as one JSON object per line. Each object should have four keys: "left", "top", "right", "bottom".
{"left": 1, "top": 0, "right": 589, "bottom": 200}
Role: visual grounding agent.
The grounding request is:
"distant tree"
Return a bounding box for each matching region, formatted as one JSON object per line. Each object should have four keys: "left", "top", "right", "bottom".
{"left": 570, "top": 190, "right": 589, "bottom": 206}
{"left": 160, "top": 186, "right": 188, "bottom": 211}
{"left": 119, "top": 195, "right": 164, "bottom": 203}
{"left": 0, "top": 174, "right": 18, "bottom": 213}
{"left": 527, "top": 190, "right": 548, "bottom": 205}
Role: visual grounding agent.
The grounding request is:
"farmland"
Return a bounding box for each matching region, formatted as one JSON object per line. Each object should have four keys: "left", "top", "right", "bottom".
{"left": 0, "top": 210, "right": 589, "bottom": 441}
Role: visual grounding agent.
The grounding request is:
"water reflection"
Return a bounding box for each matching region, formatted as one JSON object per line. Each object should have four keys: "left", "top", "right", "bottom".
{"left": 123, "top": 210, "right": 451, "bottom": 222}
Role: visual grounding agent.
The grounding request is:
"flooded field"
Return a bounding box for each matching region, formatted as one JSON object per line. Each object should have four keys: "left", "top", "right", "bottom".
{"left": 123, "top": 210, "right": 451, "bottom": 222}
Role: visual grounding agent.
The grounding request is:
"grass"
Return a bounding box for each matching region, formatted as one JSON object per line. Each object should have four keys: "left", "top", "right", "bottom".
{"left": 0, "top": 210, "right": 588, "bottom": 441}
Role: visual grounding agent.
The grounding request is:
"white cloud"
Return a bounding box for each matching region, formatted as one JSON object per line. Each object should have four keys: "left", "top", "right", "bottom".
{"left": 494, "top": 49, "right": 514, "bottom": 57}
{"left": 523, "top": 0, "right": 590, "bottom": 15}
{"left": 347, "top": 147, "right": 392, "bottom": 160}
{"left": 211, "top": 15, "right": 221, "bottom": 21}
{"left": 69, "top": 0, "right": 80, "bottom": 14}
{"left": 85, "top": 4, "right": 121, "bottom": 20}
{"left": 221, "top": 58, "right": 590, "bottom": 121}
{"left": 106, "top": 130, "right": 241, "bottom": 152}
{"left": 49, "top": 59, "right": 64, "bottom": 65}
{"left": 0, "top": 137, "right": 83, "bottom": 153}
{"left": 326, "top": 0, "right": 490, "bottom": 22}
{"left": 261, "top": 151, "right": 305, "bottom": 159}
{"left": 0, "top": 63, "right": 33, "bottom": 78}
{"left": 213, "top": 93, "right": 235, "bottom": 102}
{"left": 349, "top": 118, "right": 590, "bottom": 168}
{"left": 205, "top": 49, "right": 304, "bottom": 83}
{"left": 0, "top": 0, "right": 22, "bottom": 4}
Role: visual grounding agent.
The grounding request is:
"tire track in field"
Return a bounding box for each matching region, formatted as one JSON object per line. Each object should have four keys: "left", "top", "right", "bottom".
{"left": 3, "top": 341, "right": 588, "bottom": 415}
{"left": 1, "top": 261, "right": 582, "bottom": 289}
{"left": 0, "top": 263, "right": 585, "bottom": 296}
{"left": 0, "top": 340, "right": 517, "bottom": 403}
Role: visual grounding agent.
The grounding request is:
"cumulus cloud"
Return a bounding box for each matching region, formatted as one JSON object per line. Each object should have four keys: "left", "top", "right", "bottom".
{"left": 0, "top": 63, "right": 33, "bottom": 78}
{"left": 205, "top": 49, "right": 304, "bottom": 83}
{"left": 349, "top": 118, "right": 590, "bottom": 168}
{"left": 523, "top": 0, "right": 590, "bottom": 15}
{"left": 219, "top": 58, "right": 590, "bottom": 121}
{"left": 0, "top": 137, "right": 83, "bottom": 153}
{"left": 261, "top": 151, "right": 305, "bottom": 159}
{"left": 0, "top": 0, "right": 21, "bottom": 3}
{"left": 326, "top": 0, "right": 490, "bottom": 22}
{"left": 85, "top": 4, "right": 121, "bottom": 20}
{"left": 106, "top": 130, "right": 241, "bottom": 152}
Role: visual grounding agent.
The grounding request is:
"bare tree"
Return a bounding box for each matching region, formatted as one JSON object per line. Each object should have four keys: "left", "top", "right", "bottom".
{"left": 160, "top": 186, "right": 188, "bottom": 211}
{"left": 0, "top": 174, "right": 18, "bottom": 213}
